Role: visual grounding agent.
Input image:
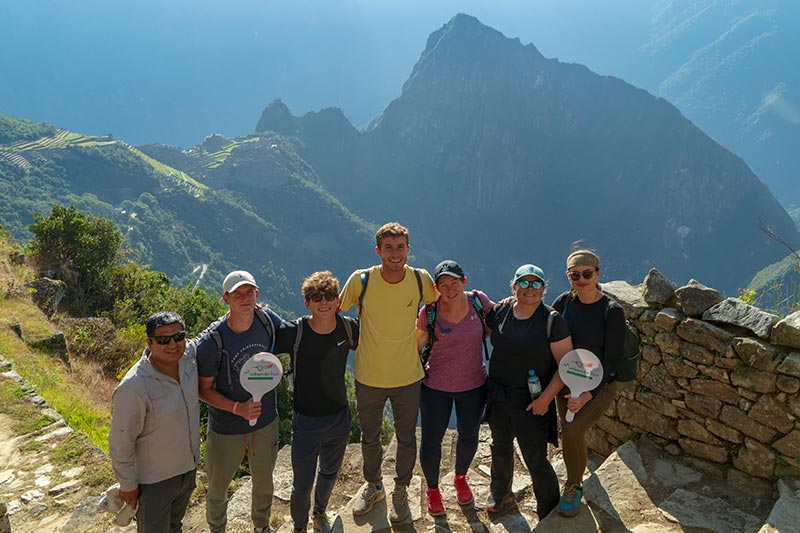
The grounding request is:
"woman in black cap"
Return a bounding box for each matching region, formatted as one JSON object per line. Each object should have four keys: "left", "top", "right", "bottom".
{"left": 551, "top": 249, "right": 625, "bottom": 517}
{"left": 415, "top": 260, "right": 493, "bottom": 516}
{"left": 483, "top": 264, "right": 572, "bottom": 519}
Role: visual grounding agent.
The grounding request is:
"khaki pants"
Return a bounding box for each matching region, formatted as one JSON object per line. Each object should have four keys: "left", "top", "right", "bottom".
{"left": 205, "top": 419, "right": 279, "bottom": 532}
{"left": 355, "top": 380, "right": 420, "bottom": 487}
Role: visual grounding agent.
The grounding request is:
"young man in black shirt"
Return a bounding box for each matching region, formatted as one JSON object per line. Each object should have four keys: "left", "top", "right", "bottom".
{"left": 275, "top": 271, "right": 358, "bottom": 533}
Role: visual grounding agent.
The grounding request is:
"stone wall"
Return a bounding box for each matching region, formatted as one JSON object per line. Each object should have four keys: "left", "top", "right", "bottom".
{"left": 590, "top": 269, "right": 800, "bottom": 483}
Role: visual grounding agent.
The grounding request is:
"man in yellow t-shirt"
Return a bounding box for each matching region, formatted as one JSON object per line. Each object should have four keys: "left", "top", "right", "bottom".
{"left": 339, "top": 222, "right": 436, "bottom": 523}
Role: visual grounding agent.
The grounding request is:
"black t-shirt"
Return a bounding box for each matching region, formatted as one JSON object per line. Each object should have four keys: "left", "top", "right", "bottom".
{"left": 485, "top": 302, "right": 570, "bottom": 390}
{"left": 552, "top": 291, "right": 626, "bottom": 391}
{"left": 274, "top": 315, "right": 359, "bottom": 417}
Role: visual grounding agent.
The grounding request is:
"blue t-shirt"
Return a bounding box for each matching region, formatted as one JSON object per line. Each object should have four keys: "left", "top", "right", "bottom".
{"left": 196, "top": 309, "right": 282, "bottom": 435}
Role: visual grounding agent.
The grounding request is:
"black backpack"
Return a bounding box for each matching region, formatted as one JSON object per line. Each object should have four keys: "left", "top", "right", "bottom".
{"left": 563, "top": 296, "right": 640, "bottom": 382}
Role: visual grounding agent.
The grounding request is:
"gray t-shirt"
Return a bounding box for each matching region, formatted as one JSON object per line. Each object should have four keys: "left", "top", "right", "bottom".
{"left": 196, "top": 309, "right": 281, "bottom": 435}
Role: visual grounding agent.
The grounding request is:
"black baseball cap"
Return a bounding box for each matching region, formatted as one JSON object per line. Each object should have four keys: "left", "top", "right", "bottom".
{"left": 434, "top": 260, "right": 465, "bottom": 281}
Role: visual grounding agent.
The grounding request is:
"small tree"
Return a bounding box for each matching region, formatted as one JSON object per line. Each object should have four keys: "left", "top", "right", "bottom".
{"left": 28, "top": 204, "right": 124, "bottom": 315}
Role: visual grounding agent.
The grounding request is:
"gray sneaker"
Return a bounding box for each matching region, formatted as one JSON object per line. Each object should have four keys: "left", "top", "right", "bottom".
{"left": 312, "top": 510, "right": 332, "bottom": 533}
{"left": 389, "top": 485, "right": 410, "bottom": 523}
{"left": 352, "top": 482, "right": 385, "bottom": 516}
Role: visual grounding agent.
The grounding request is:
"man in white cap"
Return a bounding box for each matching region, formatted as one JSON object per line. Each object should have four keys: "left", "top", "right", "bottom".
{"left": 196, "top": 270, "right": 284, "bottom": 533}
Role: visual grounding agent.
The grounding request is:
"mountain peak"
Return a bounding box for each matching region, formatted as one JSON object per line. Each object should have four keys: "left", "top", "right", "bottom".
{"left": 254, "top": 98, "right": 295, "bottom": 134}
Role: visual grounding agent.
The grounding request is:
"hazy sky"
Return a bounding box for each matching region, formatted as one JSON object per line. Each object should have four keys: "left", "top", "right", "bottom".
{"left": 0, "top": 0, "right": 649, "bottom": 146}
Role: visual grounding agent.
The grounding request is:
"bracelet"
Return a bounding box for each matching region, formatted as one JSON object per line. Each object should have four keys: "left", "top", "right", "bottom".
{"left": 232, "top": 402, "right": 239, "bottom": 414}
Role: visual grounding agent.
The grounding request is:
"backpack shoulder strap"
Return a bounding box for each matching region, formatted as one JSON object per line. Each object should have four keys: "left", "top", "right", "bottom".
{"left": 413, "top": 268, "right": 423, "bottom": 307}
{"left": 357, "top": 269, "right": 370, "bottom": 315}
{"left": 468, "top": 291, "right": 490, "bottom": 362}
{"left": 341, "top": 315, "right": 357, "bottom": 350}
{"left": 254, "top": 308, "right": 277, "bottom": 352}
{"left": 424, "top": 302, "right": 437, "bottom": 345}
{"left": 210, "top": 327, "right": 233, "bottom": 388}
{"left": 543, "top": 303, "right": 557, "bottom": 341}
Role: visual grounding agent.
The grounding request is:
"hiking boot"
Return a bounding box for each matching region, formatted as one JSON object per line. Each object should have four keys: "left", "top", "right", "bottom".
{"left": 312, "top": 510, "right": 332, "bottom": 533}
{"left": 389, "top": 485, "right": 410, "bottom": 523}
{"left": 352, "top": 482, "right": 385, "bottom": 516}
{"left": 454, "top": 474, "right": 474, "bottom": 505}
{"left": 486, "top": 493, "right": 512, "bottom": 514}
{"left": 426, "top": 487, "right": 446, "bottom": 516}
{"left": 558, "top": 483, "right": 583, "bottom": 517}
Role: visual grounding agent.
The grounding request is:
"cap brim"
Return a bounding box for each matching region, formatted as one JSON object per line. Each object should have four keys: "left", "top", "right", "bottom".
{"left": 435, "top": 272, "right": 463, "bottom": 281}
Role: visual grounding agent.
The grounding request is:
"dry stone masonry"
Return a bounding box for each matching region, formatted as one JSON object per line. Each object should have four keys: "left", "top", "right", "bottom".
{"left": 594, "top": 268, "right": 800, "bottom": 483}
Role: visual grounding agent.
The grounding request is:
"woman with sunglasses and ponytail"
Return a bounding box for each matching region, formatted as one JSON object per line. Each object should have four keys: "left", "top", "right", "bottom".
{"left": 550, "top": 250, "right": 625, "bottom": 518}
{"left": 483, "top": 264, "right": 572, "bottom": 519}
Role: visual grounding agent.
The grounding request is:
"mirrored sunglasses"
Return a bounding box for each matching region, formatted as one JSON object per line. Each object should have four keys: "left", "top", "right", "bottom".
{"left": 517, "top": 279, "right": 543, "bottom": 290}
{"left": 149, "top": 331, "right": 186, "bottom": 345}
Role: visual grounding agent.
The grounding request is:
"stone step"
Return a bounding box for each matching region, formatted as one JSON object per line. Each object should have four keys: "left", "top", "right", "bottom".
{"left": 757, "top": 478, "right": 800, "bottom": 532}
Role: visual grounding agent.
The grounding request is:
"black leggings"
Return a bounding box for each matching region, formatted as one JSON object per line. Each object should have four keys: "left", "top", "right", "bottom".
{"left": 419, "top": 382, "right": 487, "bottom": 489}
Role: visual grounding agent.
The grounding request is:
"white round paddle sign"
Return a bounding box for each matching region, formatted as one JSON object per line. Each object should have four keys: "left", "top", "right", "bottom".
{"left": 239, "top": 352, "right": 283, "bottom": 426}
{"left": 558, "top": 348, "right": 603, "bottom": 423}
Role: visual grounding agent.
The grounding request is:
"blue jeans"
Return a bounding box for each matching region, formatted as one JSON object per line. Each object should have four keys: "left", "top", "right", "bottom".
{"left": 290, "top": 408, "right": 350, "bottom": 529}
{"left": 419, "top": 383, "right": 486, "bottom": 488}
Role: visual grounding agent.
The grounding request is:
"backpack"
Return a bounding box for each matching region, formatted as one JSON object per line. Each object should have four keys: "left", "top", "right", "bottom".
{"left": 357, "top": 267, "right": 423, "bottom": 315}
{"left": 210, "top": 308, "right": 278, "bottom": 389}
{"left": 563, "top": 295, "right": 640, "bottom": 382}
{"left": 420, "top": 291, "right": 489, "bottom": 373}
{"left": 284, "top": 315, "right": 357, "bottom": 391}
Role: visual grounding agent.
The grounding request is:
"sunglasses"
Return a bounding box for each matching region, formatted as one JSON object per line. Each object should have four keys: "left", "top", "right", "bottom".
{"left": 567, "top": 269, "right": 597, "bottom": 281}
{"left": 517, "top": 279, "right": 543, "bottom": 290}
{"left": 149, "top": 331, "right": 187, "bottom": 345}
{"left": 309, "top": 291, "right": 338, "bottom": 303}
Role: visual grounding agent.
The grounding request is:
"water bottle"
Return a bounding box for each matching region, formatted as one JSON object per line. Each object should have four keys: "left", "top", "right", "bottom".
{"left": 527, "top": 369, "right": 542, "bottom": 400}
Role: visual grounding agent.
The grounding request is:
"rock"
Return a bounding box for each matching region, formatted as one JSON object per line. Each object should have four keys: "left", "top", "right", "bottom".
{"left": 732, "top": 337, "right": 782, "bottom": 371}
{"left": 600, "top": 280, "right": 648, "bottom": 319}
{"left": 678, "top": 438, "right": 728, "bottom": 463}
{"left": 48, "top": 479, "right": 80, "bottom": 495}
{"left": 675, "top": 280, "right": 723, "bottom": 317}
{"left": 776, "top": 374, "right": 800, "bottom": 394}
{"left": 677, "top": 420, "right": 721, "bottom": 445}
{"left": 635, "top": 390, "right": 679, "bottom": 418}
{"left": 689, "top": 378, "right": 739, "bottom": 405}
{"left": 727, "top": 468, "right": 774, "bottom": 498}
{"left": 676, "top": 318, "right": 732, "bottom": 354}
{"left": 704, "top": 418, "right": 742, "bottom": 443}
{"left": 776, "top": 351, "right": 800, "bottom": 377}
{"left": 25, "top": 277, "right": 66, "bottom": 316}
{"left": 662, "top": 354, "right": 698, "bottom": 379}
{"left": 272, "top": 445, "right": 292, "bottom": 502}
{"left": 34, "top": 425, "right": 72, "bottom": 442}
{"left": 654, "top": 332, "right": 681, "bottom": 356}
{"left": 0, "top": 470, "right": 14, "bottom": 485}
{"left": 680, "top": 342, "right": 715, "bottom": 365}
{"left": 9, "top": 320, "right": 22, "bottom": 339}
{"left": 61, "top": 495, "right": 108, "bottom": 531}
{"left": 654, "top": 308, "right": 683, "bottom": 332}
{"left": 62, "top": 466, "right": 84, "bottom": 478}
{"left": 703, "top": 298, "right": 780, "bottom": 339}
{"left": 642, "top": 269, "right": 677, "bottom": 305}
{"left": 731, "top": 366, "right": 776, "bottom": 394}
{"left": 596, "top": 415, "right": 635, "bottom": 441}
{"left": 660, "top": 488, "right": 761, "bottom": 532}
{"left": 748, "top": 395, "right": 794, "bottom": 434}
{"left": 684, "top": 393, "right": 722, "bottom": 418}
{"left": 733, "top": 438, "right": 775, "bottom": 479}
{"left": 773, "top": 429, "right": 800, "bottom": 458}
{"left": 0, "top": 501, "right": 5, "bottom": 514}
{"left": 771, "top": 311, "right": 800, "bottom": 349}
{"left": 34, "top": 475, "right": 51, "bottom": 487}
{"left": 719, "top": 405, "right": 776, "bottom": 443}
{"left": 759, "top": 479, "right": 800, "bottom": 533}
{"left": 20, "top": 489, "right": 44, "bottom": 503}
{"left": 640, "top": 364, "right": 681, "bottom": 399}
{"left": 28, "top": 502, "right": 48, "bottom": 517}
{"left": 34, "top": 463, "right": 54, "bottom": 475}
{"left": 641, "top": 344, "right": 661, "bottom": 364}
{"left": 617, "top": 398, "right": 678, "bottom": 439}
{"left": 31, "top": 332, "right": 68, "bottom": 360}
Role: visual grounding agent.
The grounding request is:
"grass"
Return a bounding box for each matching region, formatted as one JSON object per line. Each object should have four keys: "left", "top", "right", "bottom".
{"left": 0, "top": 378, "right": 56, "bottom": 434}
{"left": 1, "top": 299, "right": 113, "bottom": 451}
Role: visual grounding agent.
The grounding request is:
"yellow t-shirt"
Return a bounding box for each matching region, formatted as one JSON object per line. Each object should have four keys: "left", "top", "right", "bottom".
{"left": 340, "top": 264, "right": 437, "bottom": 388}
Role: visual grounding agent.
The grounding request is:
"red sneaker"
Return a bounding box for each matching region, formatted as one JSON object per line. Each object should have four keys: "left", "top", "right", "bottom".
{"left": 426, "top": 487, "right": 446, "bottom": 516}
{"left": 454, "top": 474, "right": 474, "bottom": 505}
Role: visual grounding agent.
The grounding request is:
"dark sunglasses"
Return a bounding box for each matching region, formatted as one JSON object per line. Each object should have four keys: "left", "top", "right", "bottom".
{"left": 517, "top": 279, "right": 543, "bottom": 290}
{"left": 567, "top": 269, "right": 597, "bottom": 281}
{"left": 309, "top": 291, "right": 338, "bottom": 303}
{"left": 149, "top": 331, "right": 186, "bottom": 345}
